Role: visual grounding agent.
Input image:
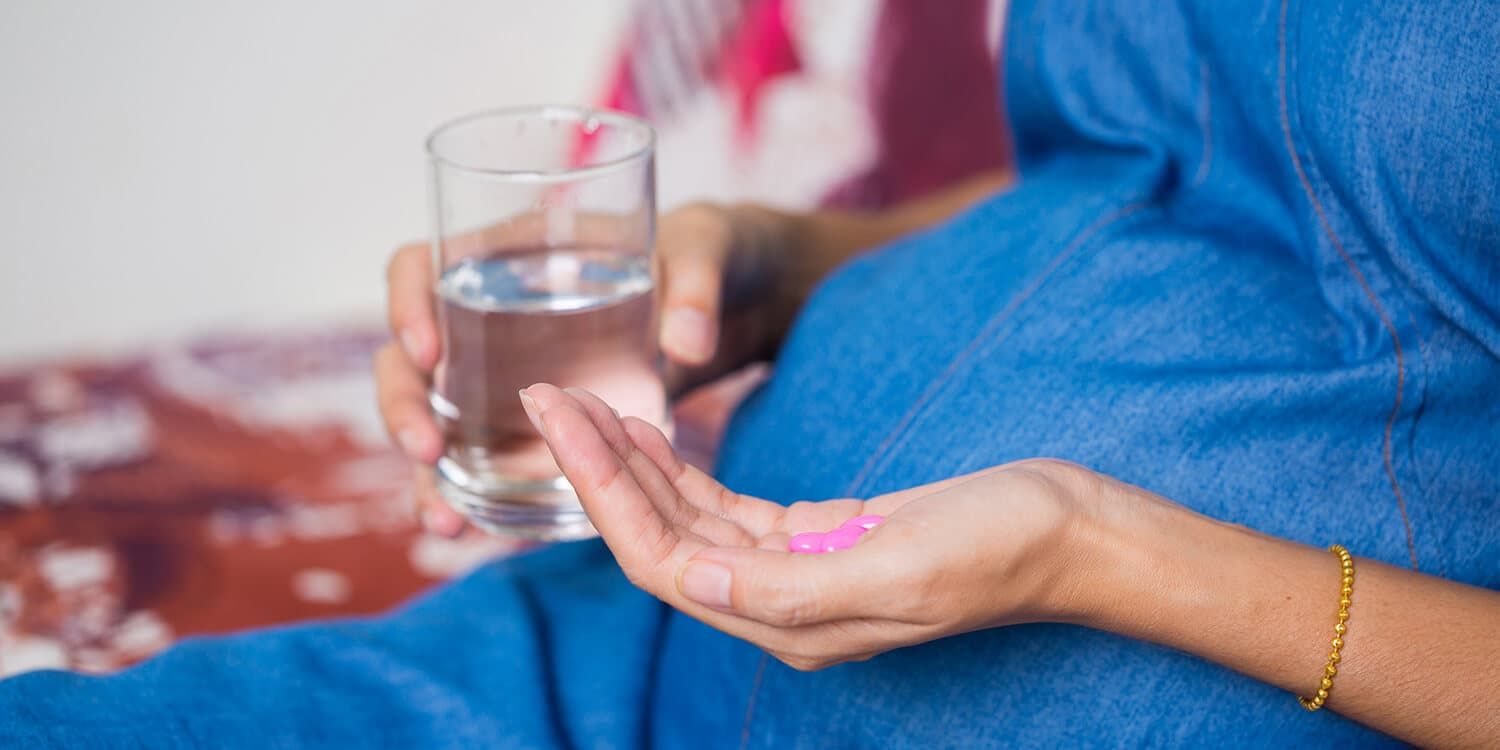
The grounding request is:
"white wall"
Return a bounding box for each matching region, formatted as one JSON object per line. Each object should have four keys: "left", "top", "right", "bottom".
{"left": 0, "top": 1, "right": 630, "bottom": 362}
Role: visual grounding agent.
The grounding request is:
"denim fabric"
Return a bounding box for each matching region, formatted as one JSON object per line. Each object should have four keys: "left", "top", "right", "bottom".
{"left": 3, "top": 0, "right": 1497, "bottom": 747}
{"left": 0, "top": 542, "right": 663, "bottom": 749}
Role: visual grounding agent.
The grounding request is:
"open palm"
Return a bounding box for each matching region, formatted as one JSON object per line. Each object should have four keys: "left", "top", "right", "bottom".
{"left": 520, "top": 384, "right": 1082, "bottom": 670}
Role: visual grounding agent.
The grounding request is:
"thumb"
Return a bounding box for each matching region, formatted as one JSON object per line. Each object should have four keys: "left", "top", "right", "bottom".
{"left": 676, "top": 544, "right": 891, "bottom": 627}
{"left": 659, "top": 247, "right": 724, "bottom": 366}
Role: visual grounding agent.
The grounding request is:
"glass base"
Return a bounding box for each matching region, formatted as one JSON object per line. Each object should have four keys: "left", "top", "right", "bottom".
{"left": 434, "top": 457, "right": 599, "bottom": 541}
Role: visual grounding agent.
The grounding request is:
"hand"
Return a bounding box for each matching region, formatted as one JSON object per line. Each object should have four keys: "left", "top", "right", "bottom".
{"left": 375, "top": 204, "right": 799, "bottom": 537}
{"left": 518, "top": 383, "right": 1112, "bottom": 670}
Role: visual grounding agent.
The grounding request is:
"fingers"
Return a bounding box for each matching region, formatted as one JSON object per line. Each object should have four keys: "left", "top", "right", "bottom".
{"left": 522, "top": 383, "right": 937, "bottom": 667}
{"left": 657, "top": 206, "right": 731, "bottom": 365}
{"left": 386, "top": 243, "right": 438, "bottom": 371}
{"left": 529, "top": 390, "right": 691, "bottom": 576}
{"left": 558, "top": 385, "right": 776, "bottom": 541}
{"left": 522, "top": 384, "right": 933, "bottom": 640}
{"left": 413, "top": 465, "right": 465, "bottom": 538}
{"left": 619, "top": 416, "right": 784, "bottom": 538}
{"left": 660, "top": 253, "right": 723, "bottom": 365}
{"left": 618, "top": 415, "right": 681, "bottom": 478}
{"left": 679, "top": 535, "right": 913, "bottom": 627}
{"left": 522, "top": 388, "right": 824, "bottom": 647}
{"left": 375, "top": 342, "right": 442, "bottom": 464}
{"left": 527, "top": 385, "right": 751, "bottom": 547}
{"left": 375, "top": 341, "right": 460, "bottom": 536}
{"left": 385, "top": 241, "right": 452, "bottom": 535}
{"left": 559, "top": 386, "right": 708, "bottom": 533}
{"left": 524, "top": 385, "right": 907, "bottom": 627}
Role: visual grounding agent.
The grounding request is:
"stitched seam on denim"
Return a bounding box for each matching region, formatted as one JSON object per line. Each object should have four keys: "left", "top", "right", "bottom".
{"left": 844, "top": 200, "right": 1150, "bottom": 499}
{"left": 1278, "top": 0, "right": 1420, "bottom": 571}
{"left": 878, "top": 202, "right": 1153, "bottom": 486}
{"left": 1406, "top": 314, "right": 1441, "bottom": 576}
{"left": 736, "top": 652, "right": 769, "bottom": 750}
{"left": 1368, "top": 124, "right": 1438, "bottom": 576}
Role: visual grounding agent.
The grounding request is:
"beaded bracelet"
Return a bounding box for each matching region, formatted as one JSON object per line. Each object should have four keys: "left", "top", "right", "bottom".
{"left": 1298, "top": 544, "right": 1355, "bottom": 711}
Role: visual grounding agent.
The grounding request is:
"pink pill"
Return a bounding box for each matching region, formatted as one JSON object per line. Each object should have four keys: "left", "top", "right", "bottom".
{"left": 788, "top": 532, "right": 826, "bottom": 554}
{"left": 820, "top": 525, "right": 867, "bottom": 552}
{"left": 840, "top": 515, "right": 886, "bottom": 531}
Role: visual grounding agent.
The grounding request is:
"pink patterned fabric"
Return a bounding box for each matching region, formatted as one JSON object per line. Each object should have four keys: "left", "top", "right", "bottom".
{"left": 823, "top": 0, "right": 1011, "bottom": 208}
{"left": 0, "top": 332, "right": 508, "bottom": 675}
{"left": 600, "top": 0, "right": 1011, "bottom": 210}
{"left": 0, "top": 331, "right": 747, "bottom": 676}
{"left": 723, "top": 0, "right": 802, "bottom": 137}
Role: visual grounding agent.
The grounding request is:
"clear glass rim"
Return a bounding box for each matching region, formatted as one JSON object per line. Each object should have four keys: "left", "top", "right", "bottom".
{"left": 424, "top": 105, "right": 655, "bottom": 182}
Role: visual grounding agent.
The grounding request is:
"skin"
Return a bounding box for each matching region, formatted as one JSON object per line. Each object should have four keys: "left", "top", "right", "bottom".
{"left": 377, "top": 173, "right": 1500, "bottom": 748}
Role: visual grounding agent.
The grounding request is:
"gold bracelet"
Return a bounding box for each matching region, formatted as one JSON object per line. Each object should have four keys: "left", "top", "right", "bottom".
{"left": 1298, "top": 544, "right": 1354, "bottom": 711}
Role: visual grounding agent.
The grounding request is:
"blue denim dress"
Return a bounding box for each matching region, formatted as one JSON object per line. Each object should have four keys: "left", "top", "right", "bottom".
{"left": 3, "top": 0, "right": 1495, "bottom": 747}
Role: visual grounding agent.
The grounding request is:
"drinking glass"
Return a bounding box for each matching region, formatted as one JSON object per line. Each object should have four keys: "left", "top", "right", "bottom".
{"left": 425, "top": 106, "right": 664, "bottom": 540}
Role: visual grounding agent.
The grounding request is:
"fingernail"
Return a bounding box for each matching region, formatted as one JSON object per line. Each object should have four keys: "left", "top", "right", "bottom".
{"left": 663, "top": 308, "right": 713, "bottom": 361}
{"left": 396, "top": 428, "right": 424, "bottom": 459}
{"left": 400, "top": 328, "right": 422, "bottom": 363}
{"left": 679, "top": 560, "right": 733, "bottom": 609}
{"left": 518, "top": 390, "right": 546, "bottom": 438}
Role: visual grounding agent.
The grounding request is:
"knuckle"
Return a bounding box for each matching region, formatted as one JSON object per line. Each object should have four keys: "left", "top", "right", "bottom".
{"left": 1010, "top": 457, "right": 1101, "bottom": 498}
{"left": 641, "top": 524, "right": 681, "bottom": 571}
{"left": 1012, "top": 457, "right": 1086, "bottom": 481}
{"left": 756, "top": 579, "right": 817, "bottom": 627}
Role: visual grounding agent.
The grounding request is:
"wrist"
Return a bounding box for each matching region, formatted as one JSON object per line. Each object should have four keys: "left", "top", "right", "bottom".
{"left": 1043, "top": 471, "right": 1229, "bottom": 631}
{"left": 1032, "top": 470, "right": 1148, "bottom": 626}
{"left": 971, "top": 461, "right": 1163, "bottom": 628}
{"left": 1052, "top": 476, "right": 1335, "bottom": 685}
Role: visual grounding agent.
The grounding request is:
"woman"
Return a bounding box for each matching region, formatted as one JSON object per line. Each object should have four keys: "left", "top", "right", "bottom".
{"left": 3, "top": 0, "right": 1497, "bottom": 746}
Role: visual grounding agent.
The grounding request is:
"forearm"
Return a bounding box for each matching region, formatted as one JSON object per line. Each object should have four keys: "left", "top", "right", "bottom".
{"left": 730, "top": 169, "right": 1013, "bottom": 333}
{"left": 1067, "top": 486, "right": 1500, "bottom": 747}
{"left": 782, "top": 169, "right": 1015, "bottom": 287}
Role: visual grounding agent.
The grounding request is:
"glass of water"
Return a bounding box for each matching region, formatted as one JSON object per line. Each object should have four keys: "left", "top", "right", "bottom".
{"left": 425, "top": 106, "right": 665, "bottom": 540}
